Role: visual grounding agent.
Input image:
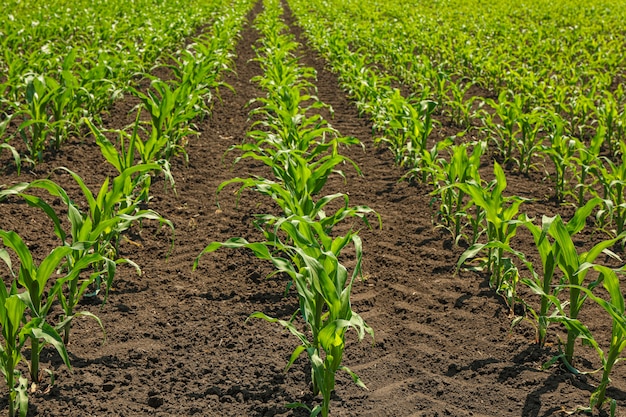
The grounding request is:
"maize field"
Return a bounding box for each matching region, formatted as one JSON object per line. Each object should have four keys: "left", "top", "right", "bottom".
{"left": 1, "top": 0, "right": 626, "bottom": 415}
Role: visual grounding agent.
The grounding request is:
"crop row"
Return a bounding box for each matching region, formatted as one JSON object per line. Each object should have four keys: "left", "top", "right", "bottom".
{"left": 0, "top": 1, "right": 253, "bottom": 415}
{"left": 195, "top": 0, "right": 377, "bottom": 415}
{"left": 288, "top": 0, "right": 626, "bottom": 413}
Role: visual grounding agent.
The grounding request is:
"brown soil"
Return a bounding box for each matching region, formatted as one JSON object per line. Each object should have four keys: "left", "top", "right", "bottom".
{"left": 1, "top": 2, "right": 625, "bottom": 416}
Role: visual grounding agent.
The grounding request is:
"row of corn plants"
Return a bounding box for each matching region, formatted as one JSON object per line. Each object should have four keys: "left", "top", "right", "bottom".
{"left": 0, "top": 0, "right": 228, "bottom": 169}
{"left": 287, "top": 0, "right": 626, "bottom": 413}
{"left": 0, "top": 162, "right": 173, "bottom": 417}
{"left": 195, "top": 0, "right": 377, "bottom": 415}
{"left": 0, "top": 1, "right": 257, "bottom": 415}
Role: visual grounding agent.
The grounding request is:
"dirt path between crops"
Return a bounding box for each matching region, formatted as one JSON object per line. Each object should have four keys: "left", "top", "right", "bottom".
{"left": 1, "top": 1, "right": 625, "bottom": 416}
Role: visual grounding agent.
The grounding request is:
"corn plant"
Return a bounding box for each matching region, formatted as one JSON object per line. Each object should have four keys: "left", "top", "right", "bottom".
{"left": 570, "top": 127, "right": 603, "bottom": 208}
{"left": 595, "top": 91, "right": 622, "bottom": 158}
{"left": 47, "top": 51, "right": 87, "bottom": 150}
{"left": 484, "top": 91, "right": 522, "bottom": 167}
{"left": 559, "top": 265, "right": 626, "bottom": 413}
{"left": 168, "top": 15, "right": 238, "bottom": 107}
{"left": 541, "top": 113, "right": 575, "bottom": 204}
{"left": 85, "top": 114, "right": 175, "bottom": 203}
{"left": 0, "top": 267, "right": 72, "bottom": 417}
{"left": 547, "top": 222, "right": 624, "bottom": 366}
{"left": 567, "top": 92, "right": 597, "bottom": 140}
{"left": 195, "top": 216, "right": 373, "bottom": 417}
{"left": 372, "top": 90, "right": 437, "bottom": 171}
{"left": 515, "top": 198, "right": 602, "bottom": 346}
{"left": 129, "top": 79, "right": 201, "bottom": 162}
{"left": 14, "top": 74, "right": 61, "bottom": 162}
{"left": 515, "top": 109, "right": 544, "bottom": 176}
{"left": 0, "top": 285, "right": 30, "bottom": 417}
{"left": 429, "top": 139, "right": 485, "bottom": 245}
{"left": 444, "top": 81, "right": 476, "bottom": 129}
{"left": 456, "top": 162, "right": 527, "bottom": 311}
{"left": 594, "top": 141, "right": 626, "bottom": 240}
{"left": 77, "top": 62, "right": 124, "bottom": 123}
{"left": 0, "top": 231, "right": 89, "bottom": 382}
{"left": 164, "top": 50, "right": 215, "bottom": 120}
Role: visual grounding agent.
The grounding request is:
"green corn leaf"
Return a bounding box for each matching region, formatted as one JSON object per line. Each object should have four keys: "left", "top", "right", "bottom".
{"left": 318, "top": 319, "right": 351, "bottom": 351}
{"left": 57, "top": 167, "right": 97, "bottom": 214}
{"left": 36, "top": 246, "right": 73, "bottom": 293}
{"left": 566, "top": 197, "right": 603, "bottom": 235}
{"left": 339, "top": 365, "right": 367, "bottom": 389}
{"left": 551, "top": 217, "right": 579, "bottom": 281}
{"left": 0, "top": 231, "right": 34, "bottom": 274}
{"left": 285, "top": 345, "right": 306, "bottom": 372}
{"left": 27, "top": 320, "right": 71, "bottom": 369}
{"left": 0, "top": 248, "right": 14, "bottom": 277}
{"left": 248, "top": 311, "right": 310, "bottom": 347}
{"left": 457, "top": 243, "right": 486, "bottom": 271}
{"left": 87, "top": 118, "right": 123, "bottom": 173}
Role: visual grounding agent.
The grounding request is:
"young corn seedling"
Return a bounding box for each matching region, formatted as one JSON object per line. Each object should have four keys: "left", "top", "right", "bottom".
{"left": 548, "top": 219, "right": 624, "bottom": 367}
{"left": 0, "top": 285, "right": 31, "bottom": 417}
{"left": 85, "top": 114, "right": 175, "bottom": 203}
{"left": 195, "top": 216, "right": 374, "bottom": 417}
{"left": 594, "top": 141, "right": 626, "bottom": 240}
{"left": 516, "top": 198, "right": 602, "bottom": 347}
{"left": 374, "top": 91, "right": 436, "bottom": 170}
{"left": 568, "top": 92, "right": 597, "bottom": 140}
{"left": 541, "top": 113, "right": 575, "bottom": 204}
{"left": 164, "top": 47, "right": 222, "bottom": 121}
{"left": 562, "top": 265, "right": 626, "bottom": 413}
{"left": 484, "top": 91, "right": 522, "bottom": 167}
{"left": 515, "top": 109, "right": 544, "bottom": 176}
{"left": 15, "top": 74, "right": 60, "bottom": 162}
{"left": 168, "top": 14, "right": 239, "bottom": 110}
{"left": 48, "top": 51, "right": 87, "bottom": 150}
{"left": 456, "top": 162, "right": 527, "bottom": 312}
{"left": 0, "top": 231, "right": 89, "bottom": 382}
{"left": 595, "top": 91, "right": 621, "bottom": 158}
{"left": 429, "top": 139, "right": 485, "bottom": 245}
{"left": 570, "top": 130, "right": 603, "bottom": 208}
{"left": 444, "top": 80, "right": 477, "bottom": 129}
{"left": 78, "top": 62, "right": 124, "bottom": 123}
{"left": 405, "top": 135, "right": 451, "bottom": 186}
{"left": 129, "top": 79, "right": 200, "bottom": 162}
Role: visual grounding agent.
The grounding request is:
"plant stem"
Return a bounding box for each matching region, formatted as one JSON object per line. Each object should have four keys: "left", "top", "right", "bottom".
{"left": 594, "top": 346, "right": 620, "bottom": 408}
{"left": 30, "top": 337, "right": 40, "bottom": 383}
{"left": 565, "top": 287, "right": 582, "bottom": 364}
{"left": 7, "top": 356, "right": 16, "bottom": 417}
